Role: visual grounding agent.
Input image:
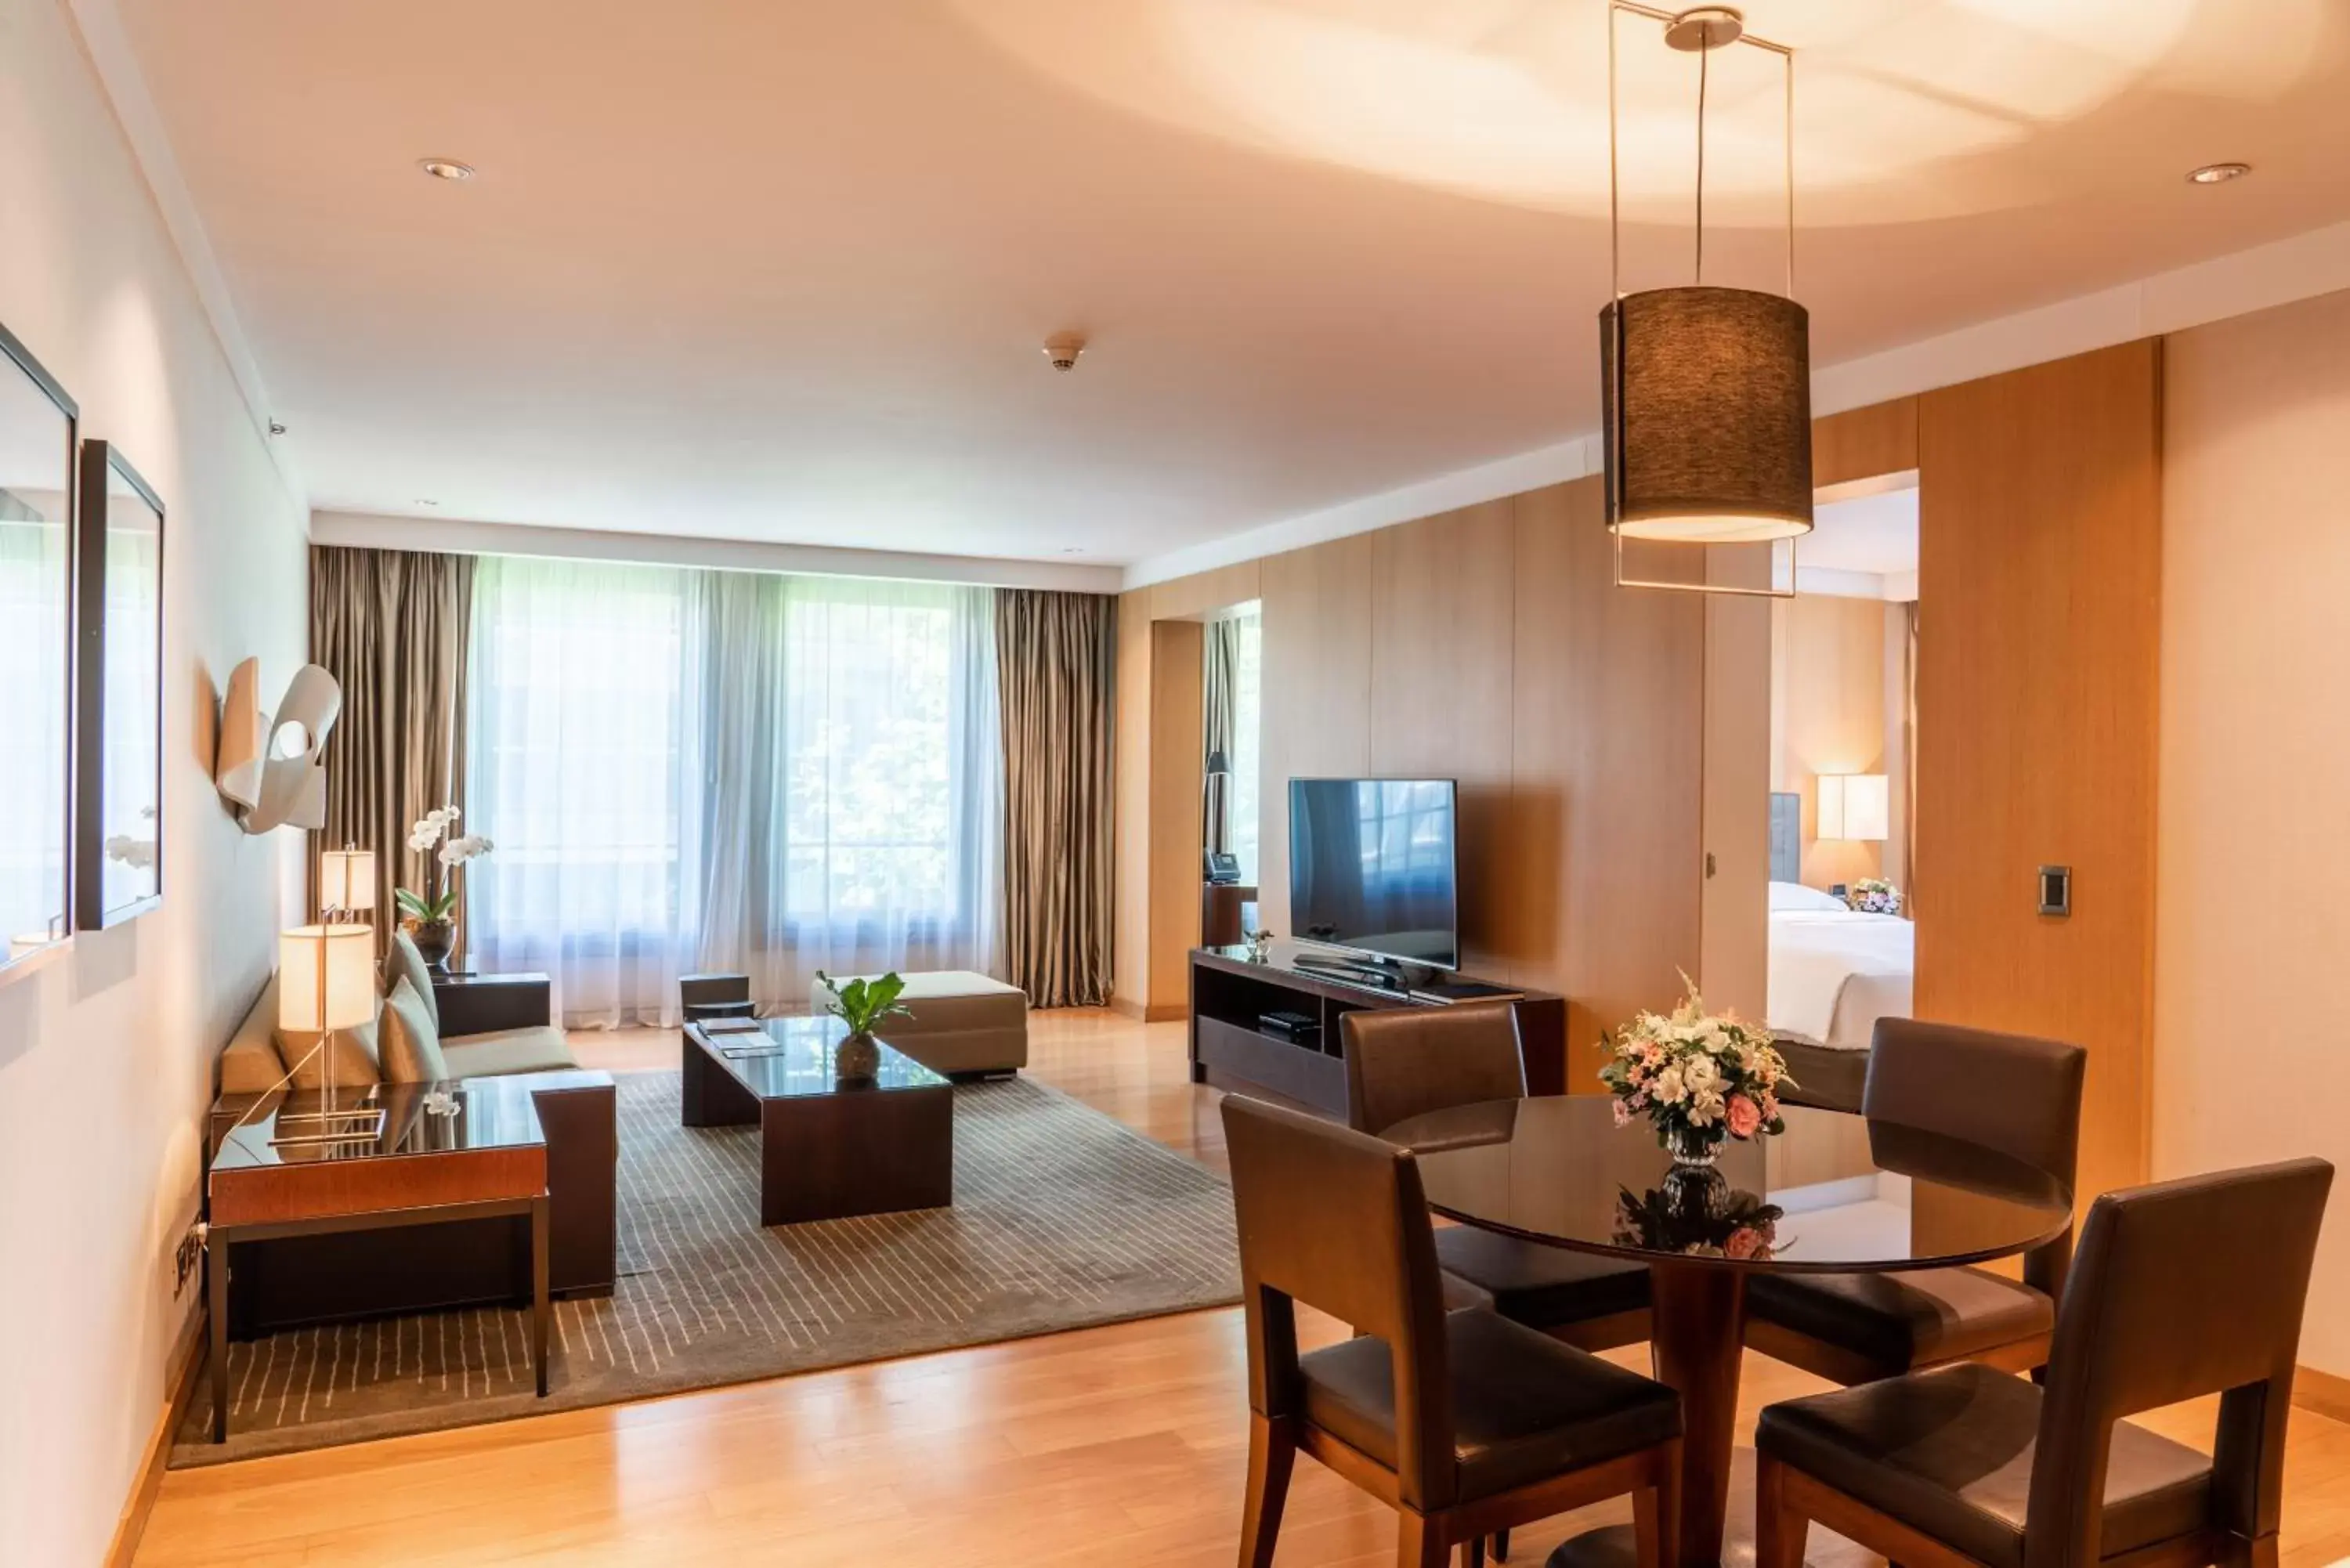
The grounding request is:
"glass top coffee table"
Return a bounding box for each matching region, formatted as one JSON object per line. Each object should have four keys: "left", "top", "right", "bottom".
{"left": 682, "top": 1013, "right": 955, "bottom": 1225}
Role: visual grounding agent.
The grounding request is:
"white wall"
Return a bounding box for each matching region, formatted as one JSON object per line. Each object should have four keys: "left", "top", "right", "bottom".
{"left": 0, "top": 0, "right": 308, "bottom": 1561}
{"left": 2156, "top": 287, "right": 2350, "bottom": 1379}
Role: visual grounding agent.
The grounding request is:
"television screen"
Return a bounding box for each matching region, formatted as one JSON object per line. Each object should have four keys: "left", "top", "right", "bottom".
{"left": 1288, "top": 778, "right": 1459, "bottom": 970}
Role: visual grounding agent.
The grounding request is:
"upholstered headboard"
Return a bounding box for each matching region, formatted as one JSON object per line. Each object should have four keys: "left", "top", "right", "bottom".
{"left": 1769, "top": 792, "right": 1802, "bottom": 884}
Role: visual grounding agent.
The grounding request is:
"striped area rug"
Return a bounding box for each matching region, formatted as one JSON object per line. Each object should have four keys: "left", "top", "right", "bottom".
{"left": 172, "top": 1071, "right": 1238, "bottom": 1465}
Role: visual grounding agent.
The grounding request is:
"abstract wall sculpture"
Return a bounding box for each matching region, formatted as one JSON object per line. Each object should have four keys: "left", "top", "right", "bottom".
{"left": 214, "top": 658, "right": 341, "bottom": 834}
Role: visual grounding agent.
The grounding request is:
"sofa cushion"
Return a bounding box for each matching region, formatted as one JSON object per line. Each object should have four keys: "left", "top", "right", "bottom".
{"left": 441, "top": 1026, "right": 580, "bottom": 1078}
{"left": 379, "top": 976, "right": 450, "bottom": 1082}
{"left": 277, "top": 1001, "right": 385, "bottom": 1090}
{"left": 219, "top": 974, "right": 292, "bottom": 1094}
{"left": 383, "top": 930, "right": 439, "bottom": 1031}
{"left": 810, "top": 969, "right": 1028, "bottom": 1074}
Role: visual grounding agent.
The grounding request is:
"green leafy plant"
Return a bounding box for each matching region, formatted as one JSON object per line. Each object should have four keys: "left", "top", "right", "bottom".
{"left": 815, "top": 971, "right": 912, "bottom": 1039}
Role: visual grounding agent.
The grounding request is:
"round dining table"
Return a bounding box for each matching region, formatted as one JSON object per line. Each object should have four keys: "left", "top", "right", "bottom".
{"left": 1379, "top": 1095, "right": 2073, "bottom": 1568}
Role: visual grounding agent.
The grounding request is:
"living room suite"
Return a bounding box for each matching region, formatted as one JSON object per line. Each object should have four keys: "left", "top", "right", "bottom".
{"left": 8, "top": 3, "right": 2350, "bottom": 1566}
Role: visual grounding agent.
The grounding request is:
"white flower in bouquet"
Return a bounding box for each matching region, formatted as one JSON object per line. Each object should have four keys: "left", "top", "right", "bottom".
{"left": 1599, "top": 976, "right": 1795, "bottom": 1155}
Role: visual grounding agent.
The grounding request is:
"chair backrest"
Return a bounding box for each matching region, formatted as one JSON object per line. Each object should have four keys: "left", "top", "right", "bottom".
{"left": 1220, "top": 1093, "right": 1459, "bottom": 1508}
{"left": 1341, "top": 1003, "right": 1527, "bottom": 1137}
{"left": 2023, "top": 1158, "right": 2334, "bottom": 1568}
{"left": 1864, "top": 1017, "right": 2086, "bottom": 1295}
{"left": 679, "top": 973, "right": 753, "bottom": 1021}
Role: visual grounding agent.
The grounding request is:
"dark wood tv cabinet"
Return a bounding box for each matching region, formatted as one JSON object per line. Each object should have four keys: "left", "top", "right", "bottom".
{"left": 1189, "top": 942, "right": 1567, "bottom": 1116}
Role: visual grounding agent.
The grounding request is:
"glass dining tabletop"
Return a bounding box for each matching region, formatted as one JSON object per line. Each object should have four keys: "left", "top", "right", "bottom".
{"left": 1382, "top": 1094, "right": 2073, "bottom": 1274}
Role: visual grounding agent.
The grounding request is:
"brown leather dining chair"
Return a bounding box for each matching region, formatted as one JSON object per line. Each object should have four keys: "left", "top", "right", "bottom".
{"left": 1343, "top": 1006, "right": 1654, "bottom": 1353}
{"left": 1755, "top": 1157, "right": 2334, "bottom": 1568}
{"left": 1224, "top": 1094, "right": 1685, "bottom": 1568}
{"left": 1744, "top": 1017, "right": 2086, "bottom": 1386}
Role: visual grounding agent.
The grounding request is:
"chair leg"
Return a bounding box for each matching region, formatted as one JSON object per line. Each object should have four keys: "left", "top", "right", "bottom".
{"left": 1463, "top": 1535, "right": 1486, "bottom": 1568}
{"left": 1632, "top": 1440, "right": 1682, "bottom": 1568}
{"left": 1238, "top": 1413, "right": 1296, "bottom": 1568}
{"left": 1491, "top": 1528, "right": 1510, "bottom": 1562}
{"left": 1398, "top": 1511, "right": 1449, "bottom": 1568}
{"left": 1754, "top": 1454, "right": 1808, "bottom": 1568}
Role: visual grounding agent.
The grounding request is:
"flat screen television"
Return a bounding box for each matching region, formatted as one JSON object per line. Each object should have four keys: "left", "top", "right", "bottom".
{"left": 1288, "top": 778, "right": 1459, "bottom": 972}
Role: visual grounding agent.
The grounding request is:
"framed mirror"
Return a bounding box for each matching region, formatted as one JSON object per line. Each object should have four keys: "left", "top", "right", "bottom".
{"left": 0, "top": 323, "right": 78, "bottom": 972}
{"left": 75, "top": 440, "right": 164, "bottom": 927}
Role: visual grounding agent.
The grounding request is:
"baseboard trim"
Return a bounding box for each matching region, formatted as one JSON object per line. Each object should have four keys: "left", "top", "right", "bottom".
{"left": 105, "top": 1304, "right": 206, "bottom": 1568}
{"left": 2295, "top": 1364, "right": 2350, "bottom": 1424}
{"left": 1144, "top": 1003, "right": 1190, "bottom": 1023}
{"left": 1108, "top": 995, "right": 1147, "bottom": 1021}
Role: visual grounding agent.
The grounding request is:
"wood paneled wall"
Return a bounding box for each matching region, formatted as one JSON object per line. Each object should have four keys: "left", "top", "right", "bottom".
{"left": 1912, "top": 340, "right": 2164, "bottom": 1211}
{"left": 1121, "top": 478, "right": 1713, "bottom": 1089}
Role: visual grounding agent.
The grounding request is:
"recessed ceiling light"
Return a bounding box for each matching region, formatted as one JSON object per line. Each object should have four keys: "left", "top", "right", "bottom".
{"left": 2187, "top": 162, "right": 2251, "bottom": 185}
{"left": 1059, "top": 547, "right": 1086, "bottom": 555}
{"left": 418, "top": 158, "right": 476, "bottom": 182}
{"left": 414, "top": 499, "right": 440, "bottom": 508}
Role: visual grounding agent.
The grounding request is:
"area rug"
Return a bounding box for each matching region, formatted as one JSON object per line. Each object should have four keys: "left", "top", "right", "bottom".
{"left": 171, "top": 1072, "right": 1238, "bottom": 1465}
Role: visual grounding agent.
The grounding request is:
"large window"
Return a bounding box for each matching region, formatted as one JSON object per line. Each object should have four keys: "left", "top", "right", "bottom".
{"left": 467, "top": 557, "right": 1000, "bottom": 1026}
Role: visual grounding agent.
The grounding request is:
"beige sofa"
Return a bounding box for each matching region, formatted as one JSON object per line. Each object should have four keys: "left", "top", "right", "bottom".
{"left": 219, "top": 933, "right": 579, "bottom": 1094}
{"left": 808, "top": 969, "right": 1029, "bottom": 1076}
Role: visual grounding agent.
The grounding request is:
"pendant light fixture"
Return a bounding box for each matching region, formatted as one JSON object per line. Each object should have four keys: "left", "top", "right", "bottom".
{"left": 1603, "top": 4, "right": 1809, "bottom": 596}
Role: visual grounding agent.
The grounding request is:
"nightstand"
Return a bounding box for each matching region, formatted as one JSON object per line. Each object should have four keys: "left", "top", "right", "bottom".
{"left": 430, "top": 969, "right": 552, "bottom": 1035}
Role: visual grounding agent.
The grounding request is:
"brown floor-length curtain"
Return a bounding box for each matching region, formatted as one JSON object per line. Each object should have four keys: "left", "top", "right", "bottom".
{"left": 995, "top": 589, "right": 1116, "bottom": 1007}
{"left": 309, "top": 546, "right": 477, "bottom": 951}
{"left": 1202, "top": 616, "right": 1241, "bottom": 857}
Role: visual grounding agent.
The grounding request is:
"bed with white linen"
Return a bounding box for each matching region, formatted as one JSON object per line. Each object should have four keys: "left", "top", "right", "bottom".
{"left": 1766, "top": 880, "right": 1914, "bottom": 1052}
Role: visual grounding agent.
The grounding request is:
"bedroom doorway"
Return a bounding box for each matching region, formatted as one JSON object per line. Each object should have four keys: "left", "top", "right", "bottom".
{"left": 1766, "top": 474, "right": 1918, "bottom": 1064}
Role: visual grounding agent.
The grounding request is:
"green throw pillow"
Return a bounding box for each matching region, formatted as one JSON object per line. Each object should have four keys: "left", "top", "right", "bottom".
{"left": 379, "top": 975, "right": 450, "bottom": 1083}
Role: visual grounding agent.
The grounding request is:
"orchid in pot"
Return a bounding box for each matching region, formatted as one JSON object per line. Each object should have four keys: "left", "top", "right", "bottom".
{"left": 395, "top": 805, "right": 494, "bottom": 972}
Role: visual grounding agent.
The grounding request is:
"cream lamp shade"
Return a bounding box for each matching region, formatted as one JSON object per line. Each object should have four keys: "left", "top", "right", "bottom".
{"left": 279, "top": 923, "right": 376, "bottom": 1032}
{"left": 318, "top": 847, "right": 377, "bottom": 917}
{"left": 1817, "top": 774, "right": 1891, "bottom": 843}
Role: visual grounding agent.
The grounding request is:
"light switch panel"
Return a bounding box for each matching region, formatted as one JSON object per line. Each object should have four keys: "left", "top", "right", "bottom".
{"left": 2037, "top": 865, "right": 2072, "bottom": 918}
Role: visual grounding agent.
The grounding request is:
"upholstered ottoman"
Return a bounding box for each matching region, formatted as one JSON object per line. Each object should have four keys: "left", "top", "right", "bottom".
{"left": 811, "top": 970, "right": 1028, "bottom": 1077}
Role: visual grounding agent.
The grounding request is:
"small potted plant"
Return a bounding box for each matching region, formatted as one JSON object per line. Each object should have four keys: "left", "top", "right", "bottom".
{"left": 1600, "top": 979, "right": 1792, "bottom": 1170}
{"left": 815, "top": 970, "right": 911, "bottom": 1083}
{"left": 396, "top": 805, "right": 494, "bottom": 973}
{"left": 1848, "top": 877, "right": 1903, "bottom": 916}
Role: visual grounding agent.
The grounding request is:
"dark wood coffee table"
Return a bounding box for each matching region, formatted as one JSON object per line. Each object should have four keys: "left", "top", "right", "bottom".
{"left": 682, "top": 1014, "right": 954, "bottom": 1225}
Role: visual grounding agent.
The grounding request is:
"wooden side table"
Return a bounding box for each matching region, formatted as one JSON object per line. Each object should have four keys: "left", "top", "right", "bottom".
{"left": 204, "top": 1078, "right": 554, "bottom": 1442}
{"left": 429, "top": 969, "right": 553, "bottom": 1035}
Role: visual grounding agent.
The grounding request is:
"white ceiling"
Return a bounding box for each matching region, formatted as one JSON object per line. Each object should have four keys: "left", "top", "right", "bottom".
{"left": 114, "top": 0, "right": 2350, "bottom": 567}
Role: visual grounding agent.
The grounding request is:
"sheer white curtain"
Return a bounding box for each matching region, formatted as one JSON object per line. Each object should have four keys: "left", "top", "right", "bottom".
{"left": 467, "top": 555, "right": 1003, "bottom": 1026}
{"left": 466, "top": 558, "right": 694, "bottom": 1025}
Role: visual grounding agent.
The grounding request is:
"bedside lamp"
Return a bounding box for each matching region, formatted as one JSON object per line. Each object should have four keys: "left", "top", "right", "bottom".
{"left": 318, "top": 847, "right": 377, "bottom": 923}
{"left": 1817, "top": 773, "right": 1889, "bottom": 842}
{"left": 273, "top": 923, "right": 384, "bottom": 1145}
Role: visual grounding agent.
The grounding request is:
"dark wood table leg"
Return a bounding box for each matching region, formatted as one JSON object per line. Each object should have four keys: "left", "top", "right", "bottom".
{"left": 1547, "top": 1263, "right": 1748, "bottom": 1568}
{"left": 682, "top": 1028, "right": 758, "bottom": 1128}
{"left": 531, "top": 1195, "right": 551, "bottom": 1396}
{"left": 208, "top": 1233, "right": 231, "bottom": 1443}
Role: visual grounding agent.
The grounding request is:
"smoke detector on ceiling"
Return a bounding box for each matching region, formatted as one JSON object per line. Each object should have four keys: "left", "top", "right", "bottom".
{"left": 1043, "top": 332, "right": 1087, "bottom": 372}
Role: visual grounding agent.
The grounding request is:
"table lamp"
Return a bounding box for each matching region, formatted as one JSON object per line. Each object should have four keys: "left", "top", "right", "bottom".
{"left": 1817, "top": 773, "right": 1890, "bottom": 842}
{"left": 318, "top": 846, "right": 377, "bottom": 923}
{"left": 272, "top": 923, "right": 385, "bottom": 1145}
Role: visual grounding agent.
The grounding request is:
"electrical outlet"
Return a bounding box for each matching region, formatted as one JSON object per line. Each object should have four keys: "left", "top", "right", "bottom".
{"left": 172, "top": 1226, "right": 205, "bottom": 1299}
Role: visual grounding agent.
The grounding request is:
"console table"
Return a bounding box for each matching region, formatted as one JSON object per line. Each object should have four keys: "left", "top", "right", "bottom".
{"left": 1189, "top": 942, "right": 1568, "bottom": 1115}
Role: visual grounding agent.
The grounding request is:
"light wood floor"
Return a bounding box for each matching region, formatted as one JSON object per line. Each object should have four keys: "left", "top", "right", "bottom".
{"left": 136, "top": 1010, "right": 2350, "bottom": 1568}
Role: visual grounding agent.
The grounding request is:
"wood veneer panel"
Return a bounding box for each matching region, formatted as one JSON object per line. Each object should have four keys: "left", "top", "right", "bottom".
{"left": 1148, "top": 561, "right": 1261, "bottom": 622}
{"left": 1146, "top": 619, "right": 1207, "bottom": 1017}
{"left": 1511, "top": 479, "right": 1706, "bottom": 1089}
{"left": 1813, "top": 399, "right": 1918, "bottom": 490}
{"left": 1255, "top": 534, "right": 1375, "bottom": 938}
{"left": 1111, "top": 587, "right": 1154, "bottom": 1010}
{"left": 1914, "top": 339, "right": 2161, "bottom": 1218}
{"left": 1368, "top": 502, "right": 1516, "bottom": 978}
{"left": 1701, "top": 544, "right": 1772, "bottom": 1023}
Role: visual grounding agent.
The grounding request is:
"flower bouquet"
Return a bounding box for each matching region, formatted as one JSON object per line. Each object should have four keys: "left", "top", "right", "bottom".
{"left": 1847, "top": 877, "right": 1902, "bottom": 916}
{"left": 395, "top": 804, "right": 494, "bottom": 971}
{"left": 1598, "top": 980, "right": 1792, "bottom": 1166}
